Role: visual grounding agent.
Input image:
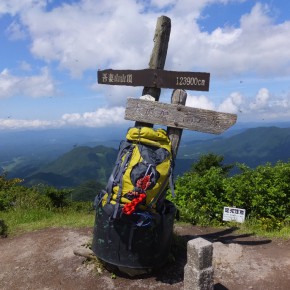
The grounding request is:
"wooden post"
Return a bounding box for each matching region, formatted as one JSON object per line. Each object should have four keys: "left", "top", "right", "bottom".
{"left": 167, "top": 89, "right": 187, "bottom": 159}
{"left": 135, "top": 15, "right": 171, "bottom": 127}
{"left": 142, "top": 15, "right": 171, "bottom": 100}
{"left": 98, "top": 15, "right": 236, "bottom": 138}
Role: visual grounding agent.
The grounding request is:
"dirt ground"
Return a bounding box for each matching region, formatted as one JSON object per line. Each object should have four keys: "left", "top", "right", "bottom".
{"left": 1, "top": 225, "right": 290, "bottom": 290}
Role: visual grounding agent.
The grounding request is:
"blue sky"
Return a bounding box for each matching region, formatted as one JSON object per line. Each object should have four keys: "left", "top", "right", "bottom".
{"left": 1, "top": 0, "right": 290, "bottom": 130}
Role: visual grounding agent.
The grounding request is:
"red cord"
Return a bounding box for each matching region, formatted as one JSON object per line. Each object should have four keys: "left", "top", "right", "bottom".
{"left": 122, "top": 174, "right": 151, "bottom": 215}
{"left": 122, "top": 193, "right": 146, "bottom": 215}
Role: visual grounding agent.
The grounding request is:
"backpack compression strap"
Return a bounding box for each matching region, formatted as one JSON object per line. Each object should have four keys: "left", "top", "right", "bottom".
{"left": 112, "top": 146, "right": 134, "bottom": 218}
{"left": 106, "top": 142, "right": 133, "bottom": 204}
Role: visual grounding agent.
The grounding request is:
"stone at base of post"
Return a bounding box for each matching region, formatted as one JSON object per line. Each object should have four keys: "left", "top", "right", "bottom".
{"left": 184, "top": 238, "right": 214, "bottom": 290}
{"left": 184, "top": 264, "right": 214, "bottom": 290}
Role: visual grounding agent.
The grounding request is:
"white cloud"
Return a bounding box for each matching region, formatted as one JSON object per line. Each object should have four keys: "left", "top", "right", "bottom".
{"left": 62, "top": 106, "right": 128, "bottom": 127}
{"left": 18, "top": 0, "right": 153, "bottom": 77}
{"left": 2, "top": 1, "right": 290, "bottom": 80}
{"left": 169, "top": 2, "right": 290, "bottom": 77}
{"left": 0, "top": 67, "right": 56, "bottom": 98}
{"left": 0, "top": 118, "right": 62, "bottom": 130}
{"left": 0, "top": 87, "right": 289, "bottom": 130}
{"left": 186, "top": 94, "right": 215, "bottom": 110}
{"left": 231, "top": 88, "right": 290, "bottom": 121}
{"left": 181, "top": 87, "right": 290, "bottom": 122}
{"left": 0, "top": 106, "right": 130, "bottom": 130}
{"left": 1, "top": 0, "right": 290, "bottom": 124}
{"left": 218, "top": 92, "right": 243, "bottom": 113}
{"left": 249, "top": 88, "right": 270, "bottom": 110}
{"left": 244, "top": 88, "right": 290, "bottom": 120}
{"left": 184, "top": 91, "right": 242, "bottom": 114}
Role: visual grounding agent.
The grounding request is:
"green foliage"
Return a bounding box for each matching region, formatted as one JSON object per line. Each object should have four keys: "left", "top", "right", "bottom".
{"left": 190, "top": 153, "right": 233, "bottom": 176}
{"left": 171, "top": 166, "right": 227, "bottom": 225}
{"left": 0, "top": 173, "right": 51, "bottom": 211}
{"left": 23, "top": 145, "right": 117, "bottom": 188}
{"left": 69, "top": 200, "right": 94, "bottom": 212}
{"left": 170, "top": 154, "right": 290, "bottom": 231}
{"left": 0, "top": 173, "right": 21, "bottom": 210}
{"left": 2, "top": 153, "right": 290, "bottom": 237}
{"left": 228, "top": 162, "right": 290, "bottom": 222}
{"left": 0, "top": 173, "right": 23, "bottom": 189}
{"left": 72, "top": 180, "right": 105, "bottom": 201}
{"left": 37, "top": 185, "right": 72, "bottom": 208}
{"left": 0, "top": 173, "right": 94, "bottom": 236}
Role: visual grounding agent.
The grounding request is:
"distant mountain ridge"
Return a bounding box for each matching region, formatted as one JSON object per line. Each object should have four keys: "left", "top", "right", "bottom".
{"left": 23, "top": 145, "right": 117, "bottom": 188}
{"left": 178, "top": 126, "right": 290, "bottom": 166}
{"left": 3, "top": 126, "right": 290, "bottom": 188}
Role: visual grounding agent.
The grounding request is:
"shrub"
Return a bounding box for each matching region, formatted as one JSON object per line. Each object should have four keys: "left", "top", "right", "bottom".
{"left": 170, "top": 166, "right": 227, "bottom": 225}
{"left": 37, "top": 185, "right": 72, "bottom": 209}
{"left": 170, "top": 154, "right": 290, "bottom": 230}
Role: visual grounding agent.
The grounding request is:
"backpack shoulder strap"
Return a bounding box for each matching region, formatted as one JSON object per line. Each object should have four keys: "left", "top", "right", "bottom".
{"left": 106, "top": 140, "right": 133, "bottom": 203}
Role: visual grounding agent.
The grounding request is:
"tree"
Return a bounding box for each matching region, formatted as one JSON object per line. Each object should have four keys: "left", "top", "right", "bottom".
{"left": 191, "top": 153, "right": 233, "bottom": 176}
{"left": 0, "top": 173, "right": 23, "bottom": 211}
{"left": 38, "top": 185, "right": 71, "bottom": 209}
{"left": 71, "top": 180, "right": 105, "bottom": 201}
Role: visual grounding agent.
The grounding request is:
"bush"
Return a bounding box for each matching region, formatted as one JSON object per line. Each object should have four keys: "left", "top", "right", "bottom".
{"left": 0, "top": 174, "right": 23, "bottom": 211}
{"left": 226, "top": 162, "right": 290, "bottom": 227}
{"left": 170, "top": 154, "right": 290, "bottom": 230}
{"left": 0, "top": 175, "right": 52, "bottom": 211}
{"left": 170, "top": 166, "right": 227, "bottom": 225}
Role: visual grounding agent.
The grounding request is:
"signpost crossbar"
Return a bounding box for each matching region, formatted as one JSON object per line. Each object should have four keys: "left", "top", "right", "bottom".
{"left": 125, "top": 98, "right": 237, "bottom": 134}
{"left": 98, "top": 69, "right": 210, "bottom": 91}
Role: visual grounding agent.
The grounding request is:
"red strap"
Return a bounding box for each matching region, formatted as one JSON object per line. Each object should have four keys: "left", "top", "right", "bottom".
{"left": 122, "top": 193, "right": 146, "bottom": 215}
{"left": 122, "top": 174, "right": 151, "bottom": 215}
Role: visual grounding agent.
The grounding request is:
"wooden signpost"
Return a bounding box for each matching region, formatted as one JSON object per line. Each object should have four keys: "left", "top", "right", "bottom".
{"left": 98, "top": 69, "right": 210, "bottom": 91}
{"left": 125, "top": 98, "right": 236, "bottom": 134}
{"left": 97, "top": 15, "right": 237, "bottom": 157}
{"left": 93, "top": 16, "right": 238, "bottom": 278}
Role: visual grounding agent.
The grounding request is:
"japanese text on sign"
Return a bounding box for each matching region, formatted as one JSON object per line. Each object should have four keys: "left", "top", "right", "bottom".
{"left": 101, "top": 73, "right": 133, "bottom": 84}
{"left": 223, "top": 207, "right": 246, "bottom": 223}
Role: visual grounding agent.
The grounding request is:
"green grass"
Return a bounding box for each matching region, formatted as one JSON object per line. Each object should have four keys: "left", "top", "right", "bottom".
{"left": 217, "top": 219, "right": 290, "bottom": 239}
{"left": 240, "top": 219, "right": 290, "bottom": 239}
{"left": 0, "top": 208, "right": 95, "bottom": 236}
{"left": 1, "top": 207, "right": 290, "bottom": 240}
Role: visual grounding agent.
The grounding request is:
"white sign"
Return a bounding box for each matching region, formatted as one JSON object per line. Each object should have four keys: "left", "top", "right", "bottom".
{"left": 223, "top": 207, "right": 246, "bottom": 223}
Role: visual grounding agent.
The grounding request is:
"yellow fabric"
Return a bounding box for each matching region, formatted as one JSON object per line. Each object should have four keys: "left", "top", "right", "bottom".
{"left": 103, "top": 127, "right": 172, "bottom": 209}
{"left": 126, "top": 127, "right": 172, "bottom": 152}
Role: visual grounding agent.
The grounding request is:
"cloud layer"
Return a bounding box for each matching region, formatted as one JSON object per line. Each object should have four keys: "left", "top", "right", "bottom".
{"left": 0, "top": 67, "right": 55, "bottom": 98}
{"left": 1, "top": 0, "right": 290, "bottom": 129}
{"left": 3, "top": 1, "right": 289, "bottom": 78}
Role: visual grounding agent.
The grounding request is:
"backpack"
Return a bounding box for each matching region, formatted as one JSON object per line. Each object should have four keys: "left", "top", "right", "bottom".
{"left": 98, "top": 127, "right": 174, "bottom": 219}
{"left": 92, "top": 127, "right": 177, "bottom": 272}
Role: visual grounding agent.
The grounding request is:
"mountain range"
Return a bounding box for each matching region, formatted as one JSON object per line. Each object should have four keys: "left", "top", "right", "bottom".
{"left": 23, "top": 145, "right": 117, "bottom": 188}
{"left": 2, "top": 125, "right": 290, "bottom": 190}
{"left": 177, "top": 126, "right": 290, "bottom": 168}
